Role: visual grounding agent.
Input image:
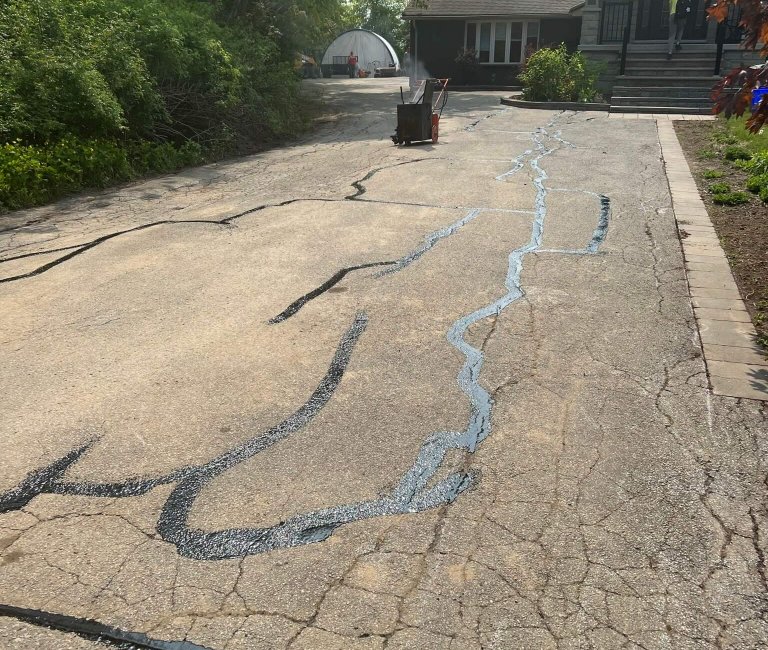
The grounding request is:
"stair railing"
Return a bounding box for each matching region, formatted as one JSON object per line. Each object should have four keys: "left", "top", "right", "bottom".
{"left": 715, "top": 19, "right": 725, "bottom": 76}
{"left": 619, "top": 3, "right": 632, "bottom": 76}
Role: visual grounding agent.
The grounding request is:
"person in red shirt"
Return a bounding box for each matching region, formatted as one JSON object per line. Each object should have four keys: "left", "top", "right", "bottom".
{"left": 347, "top": 51, "right": 358, "bottom": 78}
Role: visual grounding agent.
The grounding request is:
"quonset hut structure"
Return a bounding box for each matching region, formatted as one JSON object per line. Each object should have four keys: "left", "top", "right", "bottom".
{"left": 321, "top": 29, "right": 400, "bottom": 77}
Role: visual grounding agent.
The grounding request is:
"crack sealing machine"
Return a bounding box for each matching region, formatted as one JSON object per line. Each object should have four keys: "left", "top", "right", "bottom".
{"left": 391, "top": 78, "right": 449, "bottom": 146}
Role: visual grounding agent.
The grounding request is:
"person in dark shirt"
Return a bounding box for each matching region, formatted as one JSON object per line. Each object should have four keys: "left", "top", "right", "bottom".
{"left": 668, "top": 0, "right": 694, "bottom": 58}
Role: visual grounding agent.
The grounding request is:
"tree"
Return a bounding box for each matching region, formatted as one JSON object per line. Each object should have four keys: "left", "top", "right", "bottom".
{"left": 344, "top": 0, "right": 408, "bottom": 56}
{"left": 710, "top": 0, "right": 768, "bottom": 132}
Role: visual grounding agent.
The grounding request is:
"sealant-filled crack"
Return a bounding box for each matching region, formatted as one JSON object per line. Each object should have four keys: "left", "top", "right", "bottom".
{"left": 0, "top": 603, "right": 213, "bottom": 650}
{"left": 0, "top": 313, "right": 368, "bottom": 508}
{"left": 268, "top": 262, "right": 395, "bottom": 324}
{"left": 0, "top": 159, "right": 432, "bottom": 284}
{"left": 0, "top": 116, "right": 612, "bottom": 560}
{"left": 0, "top": 200, "right": 301, "bottom": 284}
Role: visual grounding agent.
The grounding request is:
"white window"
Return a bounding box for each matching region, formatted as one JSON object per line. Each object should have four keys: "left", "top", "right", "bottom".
{"left": 465, "top": 20, "right": 540, "bottom": 64}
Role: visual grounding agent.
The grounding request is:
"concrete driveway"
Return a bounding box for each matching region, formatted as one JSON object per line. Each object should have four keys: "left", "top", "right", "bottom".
{"left": 1, "top": 78, "right": 766, "bottom": 649}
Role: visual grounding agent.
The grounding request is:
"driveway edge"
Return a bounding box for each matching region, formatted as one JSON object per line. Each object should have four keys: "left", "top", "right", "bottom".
{"left": 657, "top": 120, "right": 768, "bottom": 401}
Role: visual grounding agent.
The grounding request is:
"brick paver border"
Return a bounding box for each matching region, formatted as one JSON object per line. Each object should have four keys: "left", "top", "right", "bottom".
{"left": 655, "top": 119, "right": 767, "bottom": 401}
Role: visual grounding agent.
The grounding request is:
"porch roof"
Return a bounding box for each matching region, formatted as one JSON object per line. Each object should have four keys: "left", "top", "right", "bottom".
{"left": 403, "top": 0, "right": 584, "bottom": 19}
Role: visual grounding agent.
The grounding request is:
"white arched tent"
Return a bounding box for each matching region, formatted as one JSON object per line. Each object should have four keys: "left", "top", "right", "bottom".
{"left": 321, "top": 29, "right": 400, "bottom": 77}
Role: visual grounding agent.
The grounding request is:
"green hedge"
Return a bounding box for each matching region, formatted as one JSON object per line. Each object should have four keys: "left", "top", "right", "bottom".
{"left": 0, "top": 0, "right": 317, "bottom": 211}
{"left": 0, "top": 138, "right": 203, "bottom": 210}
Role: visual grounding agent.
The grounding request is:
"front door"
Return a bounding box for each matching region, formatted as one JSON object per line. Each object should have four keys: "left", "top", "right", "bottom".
{"left": 635, "top": 0, "right": 708, "bottom": 40}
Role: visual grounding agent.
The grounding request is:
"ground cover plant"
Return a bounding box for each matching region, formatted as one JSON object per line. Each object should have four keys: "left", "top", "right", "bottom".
{"left": 675, "top": 117, "right": 768, "bottom": 349}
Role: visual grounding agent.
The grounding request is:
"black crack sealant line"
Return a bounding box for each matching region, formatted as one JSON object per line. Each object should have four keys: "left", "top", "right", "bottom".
{"left": 0, "top": 159, "right": 428, "bottom": 285}
{"left": 0, "top": 117, "right": 610, "bottom": 562}
{"left": 0, "top": 604, "right": 212, "bottom": 650}
{"left": 0, "top": 313, "right": 369, "bottom": 510}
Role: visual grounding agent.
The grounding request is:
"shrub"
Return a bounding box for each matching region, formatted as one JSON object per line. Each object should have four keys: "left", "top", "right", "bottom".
{"left": 709, "top": 182, "right": 731, "bottom": 194}
{"left": 746, "top": 173, "right": 768, "bottom": 193}
{"left": 0, "top": 0, "right": 306, "bottom": 148}
{"left": 741, "top": 150, "right": 768, "bottom": 175}
{"left": 702, "top": 169, "right": 725, "bottom": 179}
{"left": 760, "top": 186, "right": 768, "bottom": 203}
{"left": 519, "top": 45, "right": 599, "bottom": 103}
{"left": 723, "top": 145, "right": 751, "bottom": 161}
{"left": 712, "top": 191, "right": 750, "bottom": 205}
{"left": 0, "top": 137, "right": 203, "bottom": 211}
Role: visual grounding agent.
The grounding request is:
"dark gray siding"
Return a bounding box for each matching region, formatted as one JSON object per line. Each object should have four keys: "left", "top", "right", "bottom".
{"left": 413, "top": 17, "right": 582, "bottom": 86}
{"left": 414, "top": 20, "right": 465, "bottom": 80}
{"left": 414, "top": 19, "right": 520, "bottom": 85}
{"left": 540, "top": 18, "right": 582, "bottom": 50}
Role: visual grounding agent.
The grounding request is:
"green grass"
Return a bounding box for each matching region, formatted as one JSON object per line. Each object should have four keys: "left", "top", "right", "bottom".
{"left": 717, "top": 115, "right": 768, "bottom": 155}
{"left": 702, "top": 169, "right": 725, "bottom": 179}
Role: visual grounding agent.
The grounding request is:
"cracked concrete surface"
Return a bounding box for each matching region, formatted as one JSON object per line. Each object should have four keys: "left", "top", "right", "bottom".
{"left": 0, "top": 78, "right": 766, "bottom": 649}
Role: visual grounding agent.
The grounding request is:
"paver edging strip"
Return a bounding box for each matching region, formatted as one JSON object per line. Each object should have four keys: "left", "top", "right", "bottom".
{"left": 657, "top": 119, "right": 768, "bottom": 401}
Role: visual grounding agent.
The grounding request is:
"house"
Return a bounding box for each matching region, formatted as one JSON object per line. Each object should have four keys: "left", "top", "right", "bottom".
{"left": 403, "top": 0, "right": 759, "bottom": 111}
{"left": 402, "top": 0, "right": 585, "bottom": 86}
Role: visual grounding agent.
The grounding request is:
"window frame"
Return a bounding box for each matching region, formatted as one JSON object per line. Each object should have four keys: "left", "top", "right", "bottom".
{"left": 464, "top": 19, "right": 540, "bottom": 65}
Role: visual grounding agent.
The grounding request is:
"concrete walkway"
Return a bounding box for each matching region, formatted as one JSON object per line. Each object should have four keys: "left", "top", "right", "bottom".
{"left": 0, "top": 79, "right": 766, "bottom": 649}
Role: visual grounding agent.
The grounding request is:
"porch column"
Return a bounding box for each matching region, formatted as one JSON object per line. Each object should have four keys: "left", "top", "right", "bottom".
{"left": 580, "top": 0, "right": 602, "bottom": 45}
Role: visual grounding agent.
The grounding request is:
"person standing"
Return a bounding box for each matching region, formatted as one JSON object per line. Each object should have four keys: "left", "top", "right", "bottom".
{"left": 668, "top": 0, "right": 694, "bottom": 58}
{"left": 347, "top": 51, "right": 358, "bottom": 78}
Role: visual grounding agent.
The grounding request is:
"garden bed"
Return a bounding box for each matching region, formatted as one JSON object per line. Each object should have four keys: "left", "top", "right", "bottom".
{"left": 674, "top": 118, "right": 768, "bottom": 349}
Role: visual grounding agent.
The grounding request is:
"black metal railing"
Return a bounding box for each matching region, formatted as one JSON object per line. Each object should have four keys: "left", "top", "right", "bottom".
{"left": 715, "top": 5, "right": 743, "bottom": 75}
{"left": 600, "top": 0, "right": 632, "bottom": 43}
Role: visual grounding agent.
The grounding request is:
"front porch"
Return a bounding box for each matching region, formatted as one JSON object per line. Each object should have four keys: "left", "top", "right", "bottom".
{"left": 579, "top": 0, "right": 758, "bottom": 112}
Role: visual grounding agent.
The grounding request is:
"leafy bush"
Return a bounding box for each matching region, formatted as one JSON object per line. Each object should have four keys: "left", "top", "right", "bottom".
{"left": 0, "top": 0, "right": 311, "bottom": 147}
{"left": 723, "top": 145, "right": 751, "bottom": 161}
{"left": 746, "top": 173, "right": 768, "bottom": 193}
{"left": 519, "top": 45, "right": 598, "bottom": 103}
{"left": 0, "top": 0, "right": 318, "bottom": 211}
{"left": 0, "top": 138, "right": 203, "bottom": 210}
{"left": 709, "top": 182, "right": 732, "bottom": 194}
{"left": 712, "top": 191, "right": 750, "bottom": 205}
{"left": 702, "top": 169, "right": 725, "bottom": 179}
{"left": 741, "top": 150, "right": 768, "bottom": 175}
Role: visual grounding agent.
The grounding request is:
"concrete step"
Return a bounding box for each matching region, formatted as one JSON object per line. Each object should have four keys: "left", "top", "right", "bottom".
{"left": 609, "top": 105, "right": 712, "bottom": 114}
{"left": 613, "top": 86, "right": 712, "bottom": 98}
{"left": 616, "top": 75, "right": 719, "bottom": 87}
{"left": 626, "top": 47, "right": 718, "bottom": 56}
{"left": 623, "top": 66, "right": 716, "bottom": 76}
{"left": 626, "top": 57, "right": 716, "bottom": 67}
{"left": 611, "top": 96, "right": 712, "bottom": 107}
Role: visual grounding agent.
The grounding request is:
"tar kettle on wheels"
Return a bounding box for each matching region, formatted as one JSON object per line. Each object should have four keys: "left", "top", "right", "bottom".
{"left": 391, "top": 78, "right": 449, "bottom": 145}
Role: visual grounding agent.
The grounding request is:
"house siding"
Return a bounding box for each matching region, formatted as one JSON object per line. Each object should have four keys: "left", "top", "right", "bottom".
{"left": 412, "top": 17, "right": 582, "bottom": 86}
{"left": 414, "top": 20, "right": 465, "bottom": 80}
{"left": 540, "top": 18, "right": 582, "bottom": 50}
